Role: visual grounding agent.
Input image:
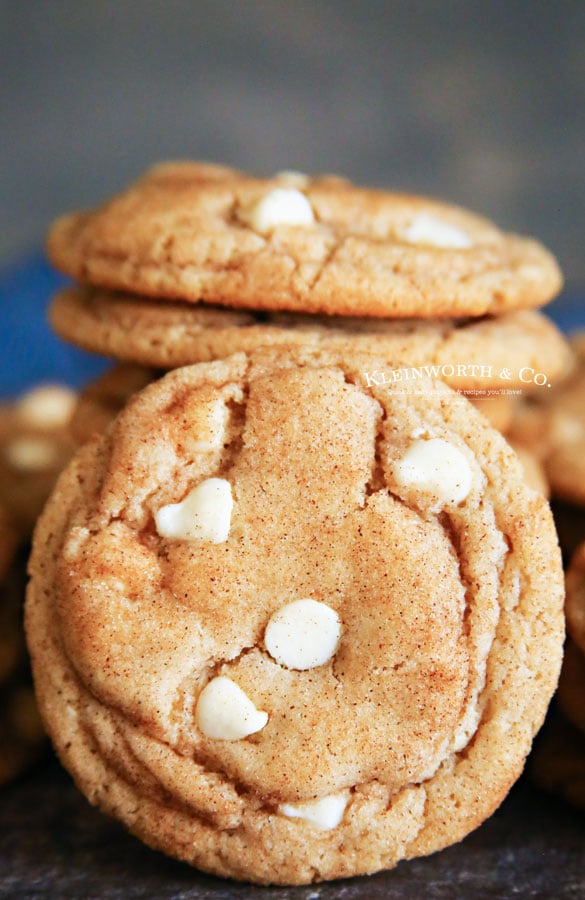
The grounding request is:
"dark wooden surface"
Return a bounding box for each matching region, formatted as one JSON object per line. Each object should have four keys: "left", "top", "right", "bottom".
{"left": 1, "top": 750, "right": 584, "bottom": 899}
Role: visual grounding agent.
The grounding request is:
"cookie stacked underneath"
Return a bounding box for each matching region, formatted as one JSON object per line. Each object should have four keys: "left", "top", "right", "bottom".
{"left": 25, "top": 163, "right": 570, "bottom": 884}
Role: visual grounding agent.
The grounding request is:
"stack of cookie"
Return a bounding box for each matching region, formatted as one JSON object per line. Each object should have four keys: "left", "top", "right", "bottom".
{"left": 25, "top": 163, "right": 571, "bottom": 885}
{"left": 47, "top": 164, "right": 571, "bottom": 449}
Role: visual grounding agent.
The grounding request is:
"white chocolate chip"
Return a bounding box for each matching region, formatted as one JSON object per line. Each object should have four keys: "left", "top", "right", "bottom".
{"left": 549, "top": 410, "right": 585, "bottom": 447}
{"left": 239, "top": 188, "right": 315, "bottom": 234}
{"left": 15, "top": 384, "right": 77, "bottom": 430}
{"left": 392, "top": 438, "right": 473, "bottom": 506}
{"left": 4, "top": 435, "right": 60, "bottom": 472}
{"left": 264, "top": 599, "right": 342, "bottom": 670}
{"left": 196, "top": 676, "right": 268, "bottom": 741}
{"left": 154, "top": 477, "right": 233, "bottom": 542}
{"left": 279, "top": 792, "right": 348, "bottom": 830}
{"left": 402, "top": 213, "right": 472, "bottom": 249}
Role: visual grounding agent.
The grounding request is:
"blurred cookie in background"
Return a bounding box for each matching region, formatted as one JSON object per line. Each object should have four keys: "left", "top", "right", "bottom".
{"left": 0, "top": 384, "right": 77, "bottom": 535}
{"left": 69, "top": 363, "right": 158, "bottom": 446}
{"left": 0, "top": 385, "right": 75, "bottom": 784}
{"left": 509, "top": 331, "right": 585, "bottom": 507}
{"left": 507, "top": 441, "right": 550, "bottom": 497}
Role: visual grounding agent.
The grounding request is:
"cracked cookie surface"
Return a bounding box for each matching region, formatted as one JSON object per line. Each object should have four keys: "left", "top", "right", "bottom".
{"left": 26, "top": 348, "right": 564, "bottom": 884}
{"left": 69, "top": 362, "right": 516, "bottom": 450}
{"left": 47, "top": 161, "right": 562, "bottom": 317}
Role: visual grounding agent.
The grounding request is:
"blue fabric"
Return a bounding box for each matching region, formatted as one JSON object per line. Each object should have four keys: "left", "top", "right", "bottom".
{"left": 546, "top": 290, "right": 585, "bottom": 335}
{"left": 0, "top": 252, "right": 583, "bottom": 400}
{"left": 0, "top": 254, "right": 109, "bottom": 399}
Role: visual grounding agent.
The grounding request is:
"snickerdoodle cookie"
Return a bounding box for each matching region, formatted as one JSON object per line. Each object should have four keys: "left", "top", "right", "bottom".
{"left": 50, "top": 286, "right": 571, "bottom": 396}
{"left": 47, "top": 162, "right": 562, "bottom": 318}
{"left": 26, "top": 349, "right": 564, "bottom": 884}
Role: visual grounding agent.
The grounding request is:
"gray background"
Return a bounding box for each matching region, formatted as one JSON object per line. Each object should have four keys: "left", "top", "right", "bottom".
{"left": 1, "top": 0, "right": 584, "bottom": 285}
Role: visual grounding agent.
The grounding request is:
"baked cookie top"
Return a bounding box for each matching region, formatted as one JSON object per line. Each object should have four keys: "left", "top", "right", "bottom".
{"left": 26, "top": 349, "right": 564, "bottom": 884}
{"left": 50, "top": 286, "right": 572, "bottom": 393}
{"left": 47, "top": 161, "right": 563, "bottom": 317}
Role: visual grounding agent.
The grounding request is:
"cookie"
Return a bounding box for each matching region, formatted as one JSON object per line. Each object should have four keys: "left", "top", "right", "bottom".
{"left": 566, "top": 541, "right": 585, "bottom": 656}
{"left": 46, "top": 161, "right": 563, "bottom": 318}
{"left": 531, "top": 715, "right": 585, "bottom": 811}
{"left": 0, "top": 384, "right": 77, "bottom": 533}
{"left": 556, "top": 639, "right": 585, "bottom": 736}
{"left": 26, "top": 349, "right": 564, "bottom": 884}
{"left": 507, "top": 441, "right": 549, "bottom": 497}
{"left": 471, "top": 395, "right": 516, "bottom": 433}
{"left": 70, "top": 364, "right": 158, "bottom": 445}
{"left": 508, "top": 331, "right": 585, "bottom": 505}
{"left": 50, "top": 286, "right": 571, "bottom": 395}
